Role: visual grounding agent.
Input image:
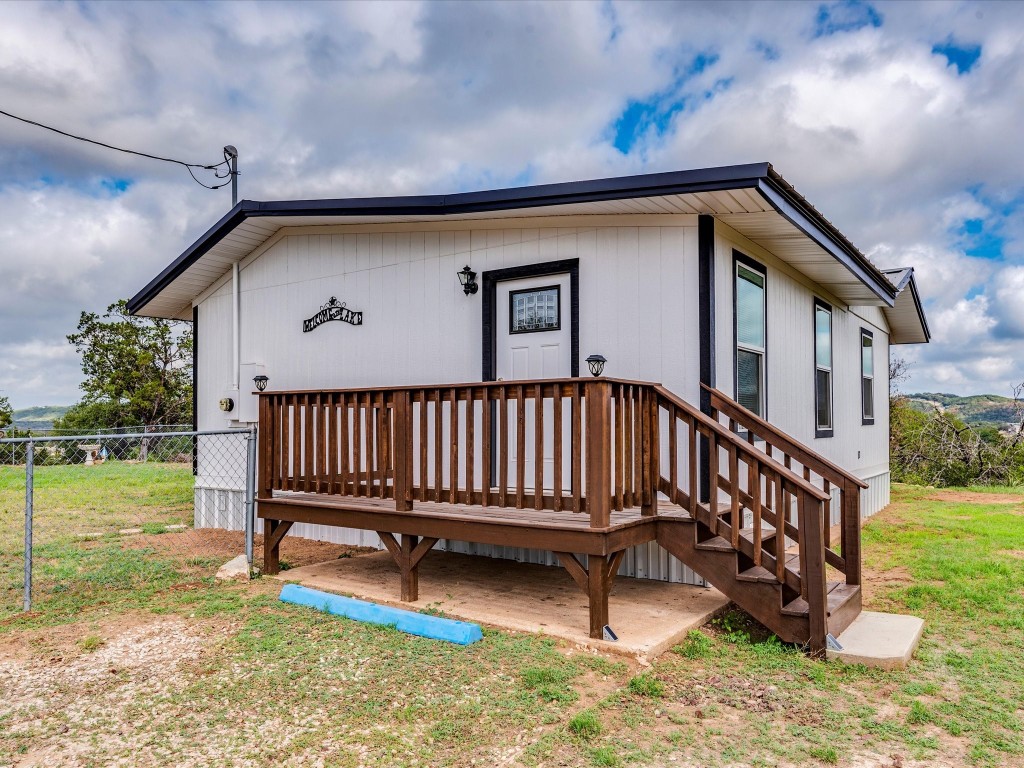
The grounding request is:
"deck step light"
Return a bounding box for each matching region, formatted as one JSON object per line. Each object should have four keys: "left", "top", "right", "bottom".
{"left": 253, "top": 374, "right": 269, "bottom": 392}
{"left": 586, "top": 354, "right": 607, "bottom": 377}
{"left": 457, "top": 265, "right": 478, "bottom": 295}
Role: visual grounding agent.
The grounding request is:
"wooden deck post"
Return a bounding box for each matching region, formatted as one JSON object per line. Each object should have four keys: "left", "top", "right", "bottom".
{"left": 377, "top": 531, "right": 439, "bottom": 603}
{"left": 840, "top": 479, "right": 861, "bottom": 586}
{"left": 798, "top": 489, "right": 828, "bottom": 656}
{"left": 588, "top": 554, "right": 610, "bottom": 639}
{"left": 393, "top": 392, "right": 413, "bottom": 511}
{"left": 585, "top": 380, "right": 612, "bottom": 528}
{"left": 263, "top": 519, "right": 293, "bottom": 575}
{"left": 257, "top": 394, "right": 273, "bottom": 500}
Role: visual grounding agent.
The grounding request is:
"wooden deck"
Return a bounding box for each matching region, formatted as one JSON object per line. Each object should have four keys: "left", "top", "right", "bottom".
{"left": 256, "top": 377, "right": 866, "bottom": 651}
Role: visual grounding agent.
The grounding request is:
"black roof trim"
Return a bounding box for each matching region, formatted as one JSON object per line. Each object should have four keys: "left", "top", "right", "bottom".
{"left": 127, "top": 162, "right": 897, "bottom": 315}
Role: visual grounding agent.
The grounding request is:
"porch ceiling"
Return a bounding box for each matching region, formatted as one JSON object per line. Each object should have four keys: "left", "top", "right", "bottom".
{"left": 128, "top": 163, "right": 900, "bottom": 320}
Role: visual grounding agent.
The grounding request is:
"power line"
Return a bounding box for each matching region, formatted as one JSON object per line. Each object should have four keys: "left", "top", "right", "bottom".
{"left": 0, "top": 108, "right": 236, "bottom": 190}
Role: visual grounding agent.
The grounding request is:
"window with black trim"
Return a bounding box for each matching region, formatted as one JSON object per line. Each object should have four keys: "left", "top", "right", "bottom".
{"left": 814, "top": 299, "right": 833, "bottom": 437}
{"left": 509, "top": 285, "right": 560, "bottom": 333}
{"left": 861, "top": 329, "right": 875, "bottom": 424}
{"left": 735, "top": 258, "right": 766, "bottom": 417}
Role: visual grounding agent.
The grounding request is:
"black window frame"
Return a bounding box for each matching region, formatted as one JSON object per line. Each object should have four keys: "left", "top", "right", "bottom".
{"left": 733, "top": 251, "right": 767, "bottom": 420}
{"left": 813, "top": 298, "right": 834, "bottom": 438}
{"left": 861, "top": 328, "right": 875, "bottom": 425}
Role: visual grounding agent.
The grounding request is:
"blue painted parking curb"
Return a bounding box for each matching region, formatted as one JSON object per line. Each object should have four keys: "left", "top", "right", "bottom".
{"left": 279, "top": 583, "right": 483, "bottom": 645}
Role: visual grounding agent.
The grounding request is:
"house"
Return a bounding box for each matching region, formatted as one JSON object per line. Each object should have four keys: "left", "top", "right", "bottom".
{"left": 128, "top": 163, "right": 929, "bottom": 653}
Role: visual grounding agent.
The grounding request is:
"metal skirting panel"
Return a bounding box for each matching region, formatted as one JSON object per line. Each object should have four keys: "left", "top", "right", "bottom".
{"left": 860, "top": 471, "right": 891, "bottom": 520}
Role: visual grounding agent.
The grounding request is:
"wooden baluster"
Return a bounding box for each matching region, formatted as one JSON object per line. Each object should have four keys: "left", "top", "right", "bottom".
{"left": 646, "top": 391, "right": 660, "bottom": 516}
{"left": 482, "top": 387, "right": 492, "bottom": 507}
{"left": 729, "top": 445, "right": 740, "bottom": 548}
{"left": 352, "top": 394, "right": 363, "bottom": 497}
{"left": 669, "top": 403, "right": 678, "bottom": 505}
{"left": 822, "top": 479, "right": 832, "bottom": 548}
{"left": 364, "top": 392, "right": 374, "bottom": 496}
{"left": 687, "top": 414, "right": 698, "bottom": 517}
{"left": 303, "top": 394, "right": 314, "bottom": 493}
{"left": 749, "top": 458, "right": 761, "bottom": 567}
{"left": 466, "top": 387, "right": 475, "bottom": 506}
{"left": 433, "top": 389, "right": 443, "bottom": 503}
{"left": 571, "top": 383, "right": 582, "bottom": 514}
{"left": 775, "top": 472, "right": 786, "bottom": 580}
{"left": 417, "top": 392, "right": 427, "bottom": 501}
{"left": 585, "top": 380, "right": 612, "bottom": 528}
{"left": 613, "top": 384, "right": 624, "bottom": 512}
{"left": 285, "top": 395, "right": 295, "bottom": 491}
{"left": 338, "top": 393, "right": 349, "bottom": 495}
{"left": 449, "top": 387, "right": 458, "bottom": 505}
{"left": 708, "top": 430, "right": 719, "bottom": 534}
{"left": 553, "top": 386, "right": 563, "bottom": 512}
{"left": 499, "top": 386, "right": 509, "bottom": 508}
{"left": 632, "top": 387, "right": 642, "bottom": 509}
{"left": 325, "top": 393, "right": 335, "bottom": 495}
{"left": 534, "top": 383, "right": 544, "bottom": 511}
{"left": 622, "top": 386, "right": 633, "bottom": 509}
{"left": 515, "top": 384, "right": 526, "bottom": 509}
{"left": 318, "top": 393, "right": 328, "bottom": 494}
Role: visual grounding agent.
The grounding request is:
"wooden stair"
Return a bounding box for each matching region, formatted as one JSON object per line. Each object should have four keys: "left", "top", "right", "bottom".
{"left": 657, "top": 502, "right": 861, "bottom": 646}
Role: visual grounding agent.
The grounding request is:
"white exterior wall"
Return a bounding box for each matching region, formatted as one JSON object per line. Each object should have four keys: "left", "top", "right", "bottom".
{"left": 196, "top": 216, "right": 707, "bottom": 584}
{"left": 713, "top": 222, "right": 891, "bottom": 518}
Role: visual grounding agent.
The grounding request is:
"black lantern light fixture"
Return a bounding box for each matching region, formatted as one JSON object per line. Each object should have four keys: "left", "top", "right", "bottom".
{"left": 253, "top": 374, "right": 269, "bottom": 392}
{"left": 585, "top": 354, "right": 607, "bottom": 377}
{"left": 457, "top": 265, "right": 478, "bottom": 295}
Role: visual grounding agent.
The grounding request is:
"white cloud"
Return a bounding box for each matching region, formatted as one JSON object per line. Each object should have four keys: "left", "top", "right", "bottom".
{"left": 0, "top": 0, "right": 1023, "bottom": 406}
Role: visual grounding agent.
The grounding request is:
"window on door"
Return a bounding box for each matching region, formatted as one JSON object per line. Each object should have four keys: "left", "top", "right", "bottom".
{"left": 735, "top": 257, "right": 766, "bottom": 417}
{"left": 861, "top": 329, "right": 875, "bottom": 424}
{"left": 509, "top": 285, "right": 561, "bottom": 333}
{"left": 814, "top": 299, "right": 833, "bottom": 437}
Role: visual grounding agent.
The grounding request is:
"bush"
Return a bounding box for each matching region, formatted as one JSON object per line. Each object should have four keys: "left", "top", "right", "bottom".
{"left": 627, "top": 674, "right": 664, "bottom": 697}
{"left": 568, "top": 709, "right": 602, "bottom": 739}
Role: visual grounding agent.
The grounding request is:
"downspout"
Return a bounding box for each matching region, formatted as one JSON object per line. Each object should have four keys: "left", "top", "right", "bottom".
{"left": 233, "top": 261, "right": 240, "bottom": 394}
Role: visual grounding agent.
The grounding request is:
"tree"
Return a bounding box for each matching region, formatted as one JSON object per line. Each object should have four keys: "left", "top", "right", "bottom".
{"left": 57, "top": 300, "right": 192, "bottom": 430}
{"left": 0, "top": 395, "right": 11, "bottom": 430}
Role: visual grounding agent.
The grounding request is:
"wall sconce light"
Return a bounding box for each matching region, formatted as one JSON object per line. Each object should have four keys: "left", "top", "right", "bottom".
{"left": 253, "top": 374, "right": 269, "bottom": 392}
{"left": 585, "top": 354, "right": 607, "bottom": 377}
{"left": 457, "top": 265, "right": 478, "bottom": 295}
{"left": 219, "top": 397, "right": 235, "bottom": 412}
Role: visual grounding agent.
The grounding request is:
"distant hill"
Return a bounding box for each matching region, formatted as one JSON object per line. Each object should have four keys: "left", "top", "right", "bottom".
{"left": 11, "top": 405, "right": 70, "bottom": 432}
{"left": 905, "top": 393, "right": 1020, "bottom": 428}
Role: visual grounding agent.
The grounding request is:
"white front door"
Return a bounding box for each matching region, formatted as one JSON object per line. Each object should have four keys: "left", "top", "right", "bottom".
{"left": 495, "top": 273, "right": 573, "bottom": 490}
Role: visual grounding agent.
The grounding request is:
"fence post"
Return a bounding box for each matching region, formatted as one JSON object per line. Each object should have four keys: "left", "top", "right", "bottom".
{"left": 244, "top": 427, "right": 257, "bottom": 568}
{"left": 23, "top": 440, "right": 34, "bottom": 612}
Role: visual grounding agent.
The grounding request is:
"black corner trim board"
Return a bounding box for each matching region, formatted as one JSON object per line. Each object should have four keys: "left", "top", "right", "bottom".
{"left": 192, "top": 304, "right": 198, "bottom": 476}
{"left": 127, "top": 162, "right": 897, "bottom": 317}
{"left": 481, "top": 259, "right": 580, "bottom": 381}
{"left": 697, "top": 215, "right": 715, "bottom": 502}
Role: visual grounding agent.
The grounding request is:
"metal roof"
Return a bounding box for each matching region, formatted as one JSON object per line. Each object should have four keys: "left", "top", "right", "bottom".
{"left": 129, "top": 162, "right": 904, "bottom": 321}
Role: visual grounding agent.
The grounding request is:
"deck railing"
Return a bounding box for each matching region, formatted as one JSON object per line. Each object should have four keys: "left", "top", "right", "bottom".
{"left": 702, "top": 385, "right": 868, "bottom": 587}
{"left": 257, "top": 378, "right": 853, "bottom": 630}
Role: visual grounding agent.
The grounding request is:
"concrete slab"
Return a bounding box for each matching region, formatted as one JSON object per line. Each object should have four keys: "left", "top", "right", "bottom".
{"left": 828, "top": 610, "right": 925, "bottom": 670}
{"left": 269, "top": 550, "right": 728, "bottom": 659}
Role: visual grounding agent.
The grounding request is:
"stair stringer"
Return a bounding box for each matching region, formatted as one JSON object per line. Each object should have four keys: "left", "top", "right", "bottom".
{"left": 656, "top": 517, "right": 810, "bottom": 644}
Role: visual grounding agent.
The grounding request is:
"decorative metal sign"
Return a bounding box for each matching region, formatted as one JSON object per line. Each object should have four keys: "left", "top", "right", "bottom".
{"left": 302, "top": 297, "right": 363, "bottom": 333}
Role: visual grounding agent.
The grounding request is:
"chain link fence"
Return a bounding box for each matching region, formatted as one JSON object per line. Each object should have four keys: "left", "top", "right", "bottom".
{"left": 0, "top": 429, "right": 254, "bottom": 617}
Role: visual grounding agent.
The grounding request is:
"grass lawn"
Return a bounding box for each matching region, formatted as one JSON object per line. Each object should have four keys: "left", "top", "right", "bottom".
{"left": 0, "top": 473, "right": 1022, "bottom": 767}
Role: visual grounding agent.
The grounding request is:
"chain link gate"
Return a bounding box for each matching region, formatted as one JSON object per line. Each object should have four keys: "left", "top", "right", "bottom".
{"left": 0, "top": 428, "right": 255, "bottom": 616}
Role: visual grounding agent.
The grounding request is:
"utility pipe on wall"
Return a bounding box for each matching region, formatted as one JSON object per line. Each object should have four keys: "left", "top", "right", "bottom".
{"left": 232, "top": 261, "right": 240, "bottom": 392}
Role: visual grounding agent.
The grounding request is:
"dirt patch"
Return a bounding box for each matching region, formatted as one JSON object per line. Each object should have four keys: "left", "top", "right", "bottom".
{"left": 925, "top": 490, "right": 1024, "bottom": 505}
{"left": 862, "top": 565, "right": 915, "bottom": 604}
{"left": 120, "top": 528, "right": 375, "bottom": 569}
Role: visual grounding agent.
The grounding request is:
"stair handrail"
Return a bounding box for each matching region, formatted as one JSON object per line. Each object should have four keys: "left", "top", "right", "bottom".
{"left": 701, "top": 384, "right": 868, "bottom": 490}
{"left": 652, "top": 385, "right": 829, "bottom": 503}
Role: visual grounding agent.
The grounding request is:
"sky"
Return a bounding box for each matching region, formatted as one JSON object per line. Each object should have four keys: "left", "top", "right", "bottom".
{"left": 0, "top": 0, "right": 1022, "bottom": 409}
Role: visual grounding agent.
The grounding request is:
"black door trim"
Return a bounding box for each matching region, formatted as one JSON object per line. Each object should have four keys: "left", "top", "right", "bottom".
{"left": 482, "top": 258, "right": 580, "bottom": 381}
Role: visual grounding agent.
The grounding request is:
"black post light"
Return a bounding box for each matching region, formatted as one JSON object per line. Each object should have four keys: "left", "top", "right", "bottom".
{"left": 585, "top": 354, "right": 607, "bottom": 377}
{"left": 457, "top": 265, "right": 478, "bottom": 295}
{"left": 253, "top": 374, "right": 269, "bottom": 392}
